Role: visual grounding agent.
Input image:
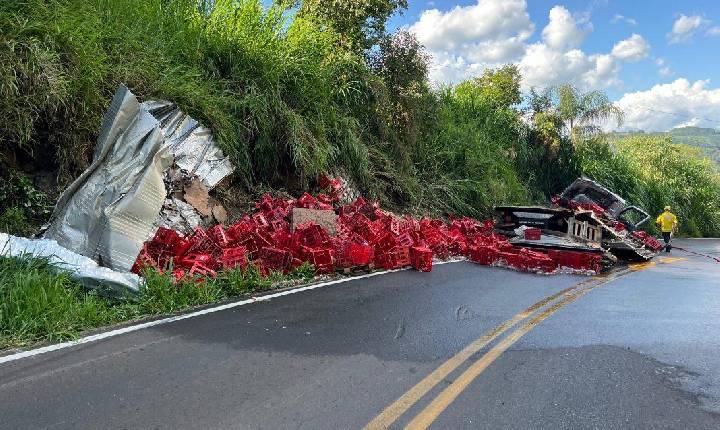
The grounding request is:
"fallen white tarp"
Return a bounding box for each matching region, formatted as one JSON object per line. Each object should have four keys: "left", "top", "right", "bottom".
{"left": 0, "top": 233, "right": 140, "bottom": 293}
{"left": 43, "top": 84, "right": 234, "bottom": 273}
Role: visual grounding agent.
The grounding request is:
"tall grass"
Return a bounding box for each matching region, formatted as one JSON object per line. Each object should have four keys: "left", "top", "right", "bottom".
{"left": 0, "top": 256, "right": 114, "bottom": 347}
{"left": 0, "top": 0, "right": 368, "bottom": 186}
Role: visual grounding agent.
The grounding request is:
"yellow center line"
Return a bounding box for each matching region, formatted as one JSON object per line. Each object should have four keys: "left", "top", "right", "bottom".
{"left": 404, "top": 259, "right": 682, "bottom": 430}
{"left": 403, "top": 276, "right": 618, "bottom": 430}
{"left": 363, "top": 277, "right": 601, "bottom": 430}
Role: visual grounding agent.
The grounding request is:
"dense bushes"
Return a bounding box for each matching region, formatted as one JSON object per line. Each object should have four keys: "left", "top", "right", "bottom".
{"left": 0, "top": 0, "right": 367, "bottom": 186}
{"left": 1, "top": 0, "right": 718, "bottom": 236}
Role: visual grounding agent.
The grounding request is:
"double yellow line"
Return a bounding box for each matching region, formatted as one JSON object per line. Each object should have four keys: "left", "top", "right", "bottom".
{"left": 365, "top": 259, "right": 678, "bottom": 430}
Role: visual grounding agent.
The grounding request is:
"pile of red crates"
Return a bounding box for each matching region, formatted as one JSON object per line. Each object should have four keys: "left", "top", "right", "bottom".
{"left": 133, "top": 177, "right": 606, "bottom": 281}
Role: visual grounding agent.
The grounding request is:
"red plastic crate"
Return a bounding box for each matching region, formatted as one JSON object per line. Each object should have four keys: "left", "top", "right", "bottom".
{"left": 547, "top": 250, "right": 601, "bottom": 273}
{"left": 152, "top": 228, "right": 181, "bottom": 250}
{"left": 131, "top": 244, "right": 159, "bottom": 274}
{"left": 188, "top": 262, "right": 217, "bottom": 278}
{"left": 304, "top": 247, "right": 334, "bottom": 273}
{"left": 259, "top": 247, "right": 293, "bottom": 271}
{"left": 177, "top": 253, "right": 215, "bottom": 269}
{"left": 469, "top": 245, "right": 497, "bottom": 266}
{"left": 348, "top": 243, "right": 373, "bottom": 266}
{"left": 410, "top": 246, "right": 433, "bottom": 272}
{"left": 498, "top": 251, "right": 527, "bottom": 271}
{"left": 187, "top": 227, "right": 220, "bottom": 255}
{"left": 520, "top": 248, "right": 556, "bottom": 273}
{"left": 220, "top": 246, "right": 248, "bottom": 270}
{"left": 524, "top": 228, "right": 541, "bottom": 240}
{"left": 207, "top": 224, "right": 230, "bottom": 248}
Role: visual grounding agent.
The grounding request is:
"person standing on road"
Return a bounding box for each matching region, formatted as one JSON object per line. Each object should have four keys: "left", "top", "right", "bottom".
{"left": 656, "top": 206, "right": 678, "bottom": 253}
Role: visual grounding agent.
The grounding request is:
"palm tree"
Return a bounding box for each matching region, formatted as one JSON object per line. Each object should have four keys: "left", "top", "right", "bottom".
{"left": 555, "top": 84, "right": 624, "bottom": 141}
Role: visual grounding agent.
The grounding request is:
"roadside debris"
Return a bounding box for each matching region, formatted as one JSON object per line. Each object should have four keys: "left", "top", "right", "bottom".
{"left": 495, "top": 177, "right": 662, "bottom": 264}
{"left": 133, "top": 182, "right": 605, "bottom": 282}
{"left": 22, "top": 86, "right": 652, "bottom": 294}
{"left": 292, "top": 208, "right": 338, "bottom": 236}
{"left": 0, "top": 232, "right": 140, "bottom": 293}
{"left": 43, "top": 84, "right": 234, "bottom": 274}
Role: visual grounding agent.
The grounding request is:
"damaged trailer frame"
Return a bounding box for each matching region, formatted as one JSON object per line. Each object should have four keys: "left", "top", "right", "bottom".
{"left": 494, "top": 177, "right": 660, "bottom": 262}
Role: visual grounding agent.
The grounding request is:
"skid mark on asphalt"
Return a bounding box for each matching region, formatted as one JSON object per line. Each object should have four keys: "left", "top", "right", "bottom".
{"left": 366, "top": 259, "right": 683, "bottom": 430}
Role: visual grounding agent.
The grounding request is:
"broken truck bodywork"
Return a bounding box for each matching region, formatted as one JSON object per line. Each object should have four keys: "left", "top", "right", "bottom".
{"left": 495, "top": 178, "right": 659, "bottom": 261}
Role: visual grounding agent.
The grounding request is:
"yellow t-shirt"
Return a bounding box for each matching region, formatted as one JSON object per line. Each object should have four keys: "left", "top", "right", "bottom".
{"left": 656, "top": 211, "right": 678, "bottom": 232}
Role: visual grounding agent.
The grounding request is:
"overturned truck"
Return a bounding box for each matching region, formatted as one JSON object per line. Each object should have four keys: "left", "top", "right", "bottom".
{"left": 495, "top": 178, "right": 663, "bottom": 266}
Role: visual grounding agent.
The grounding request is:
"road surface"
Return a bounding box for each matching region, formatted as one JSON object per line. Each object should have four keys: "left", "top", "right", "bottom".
{"left": 1, "top": 239, "right": 719, "bottom": 429}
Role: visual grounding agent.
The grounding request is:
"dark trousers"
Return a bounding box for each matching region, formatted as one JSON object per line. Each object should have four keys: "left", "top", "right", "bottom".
{"left": 662, "top": 232, "right": 672, "bottom": 252}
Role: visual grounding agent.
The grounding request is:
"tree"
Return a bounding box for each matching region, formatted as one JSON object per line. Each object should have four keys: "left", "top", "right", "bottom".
{"left": 369, "top": 29, "right": 429, "bottom": 93}
{"left": 555, "top": 84, "right": 624, "bottom": 141}
{"left": 278, "top": 0, "right": 408, "bottom": 50}
{"left": 368, "top": 30, "right": 433, "bottom": 172}
{"left": 453, "top": 65, "right": 522, "bottom": 111}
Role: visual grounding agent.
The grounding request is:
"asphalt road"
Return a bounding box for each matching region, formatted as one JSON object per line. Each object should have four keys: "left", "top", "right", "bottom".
{"left": 1, "top": 239, "right": 719, "bottom": 430}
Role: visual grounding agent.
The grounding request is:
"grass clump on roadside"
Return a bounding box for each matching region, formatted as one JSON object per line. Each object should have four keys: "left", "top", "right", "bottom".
{"left": 0, "top": 256, "right": 115, "bottom": 348}
{"left": 0, "top": 256, "right": 316, "bottom": 350}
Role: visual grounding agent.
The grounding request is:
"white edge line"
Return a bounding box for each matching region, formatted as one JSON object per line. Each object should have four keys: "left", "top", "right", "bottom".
{"left": 0, "top": 260, "right": 465, "bottom": 365}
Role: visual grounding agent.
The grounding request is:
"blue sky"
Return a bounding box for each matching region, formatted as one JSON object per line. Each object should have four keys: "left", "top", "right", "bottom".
{"left": 385, "top": 0, "right": 720, "bottom": 131}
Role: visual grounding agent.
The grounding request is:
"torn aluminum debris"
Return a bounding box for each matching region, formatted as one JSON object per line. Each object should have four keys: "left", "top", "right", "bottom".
{"left": 144, "top": 100, "right": 234, "bottom": 189}
{"left": 0, "top": 233, "right": 140, "bottom": 293}
{"left": 44, "top": 84, "right": 234, "bottom": 274}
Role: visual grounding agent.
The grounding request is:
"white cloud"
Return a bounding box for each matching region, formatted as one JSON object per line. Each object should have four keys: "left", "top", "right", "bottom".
{"left": 410, "top": 0, "right": 533, "bottom": 61}
{"left": 658, "top": 67, "right": 673, "bottom": 77}
{"left": 668, "top": 14, "right": 709, "bottom": 43}
{"left": 611, "top": 14, "right": 637, "bottom": 26}
{"left": 519, "top": 44, "right": 619, "bottom": 90}
{"left": 611, "top": 34, "right": 650, "bottom": 61}
{"left": 409, "top": 2, "right": 645, "bottom": 90}
{"left": 615, "top": 79, "right": 720, "bottom": 131}
{"left": 541, "top": 5, "right": 591, "bottom": 50}
{"left": 409, "top": 0, "right": 534, "bottom": 83}
{"left": 655, "top": 58, "right": 673, "bottom": 77}
{"left": 708, "top": 26, "right": 720, "bottom": 36}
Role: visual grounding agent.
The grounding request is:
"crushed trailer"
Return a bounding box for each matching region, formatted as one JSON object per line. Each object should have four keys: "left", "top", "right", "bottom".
{"left": 495, "top": 178, "right": 663, "bottom": 265}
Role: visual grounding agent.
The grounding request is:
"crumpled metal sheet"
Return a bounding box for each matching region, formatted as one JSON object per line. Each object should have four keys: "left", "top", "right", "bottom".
{"left": 43, "top": 84, "right": 234, "bottom": 276}
{"left": 44, "top": 85, "right": 172, "bottom": 272}
{"left": 145, "top": 100, "right": 234, "bottom": 189}
{"left": 0, "top": 233, "right": 140, "bottom": 293}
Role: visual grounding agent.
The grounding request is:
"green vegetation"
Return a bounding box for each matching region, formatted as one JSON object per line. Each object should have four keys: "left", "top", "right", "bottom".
{"left": 1, "top": 0, "right": 718, "bottom": 234}
{"left": 0, "top": 256, "right": 114, "bottom": 348}
{"left": 0, "top": 0, "right": 535, "bottom": 214}
{"left": 611, "top": 127, "right": 720, "bottom": 165}
{"left": 0, "top": 256, "right": 315, "bottom": 349}
{"left": 0, "top": 171, "right": 51, "bottom": 236}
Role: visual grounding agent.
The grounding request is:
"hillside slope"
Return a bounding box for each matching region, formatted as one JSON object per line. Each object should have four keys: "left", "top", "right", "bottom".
{"left": 1, "top": 0, "right": 719, "bottom": 237}
{"left": 610, "top": 127, "right": 720, "bottom": 164}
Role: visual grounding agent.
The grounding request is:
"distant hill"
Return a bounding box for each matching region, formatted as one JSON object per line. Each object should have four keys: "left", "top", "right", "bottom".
{"left": 609, "top": 127, "right": 720, "bottom": 164}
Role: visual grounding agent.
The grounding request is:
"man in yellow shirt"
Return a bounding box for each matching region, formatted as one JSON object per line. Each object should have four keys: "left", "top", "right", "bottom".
{"left": 656, "top": 206, "right": 678, "bottom": 252}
